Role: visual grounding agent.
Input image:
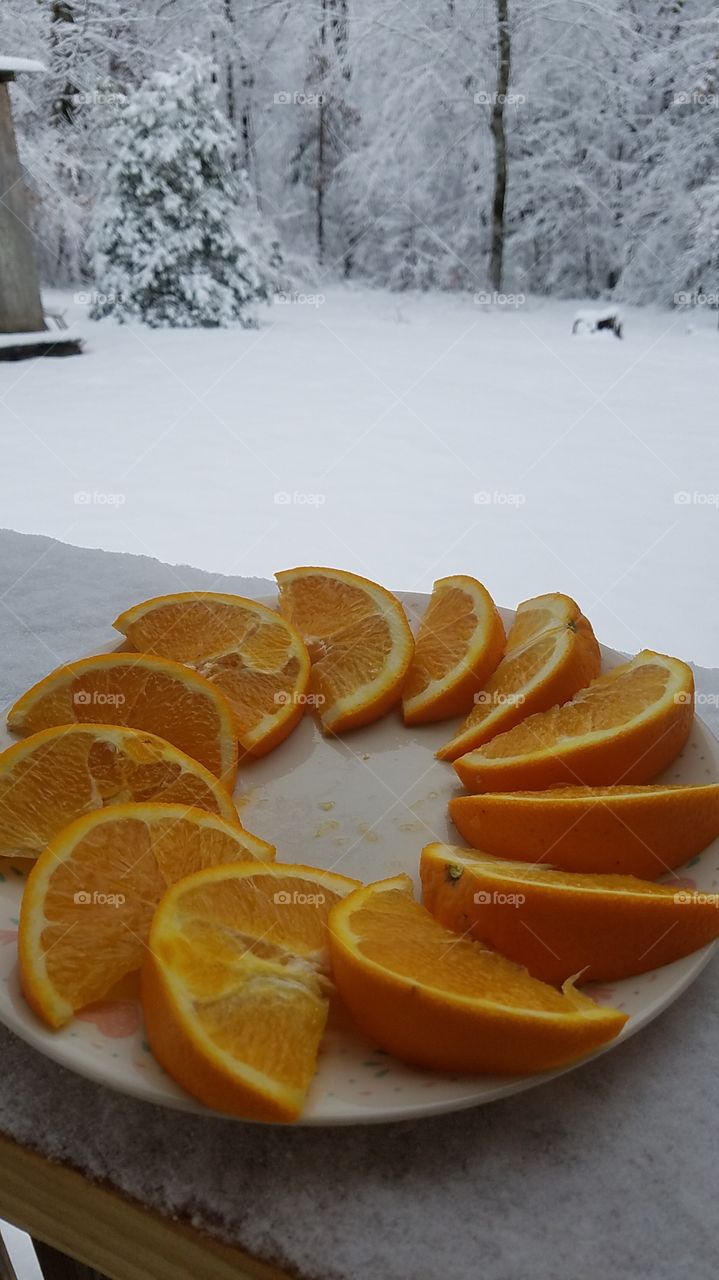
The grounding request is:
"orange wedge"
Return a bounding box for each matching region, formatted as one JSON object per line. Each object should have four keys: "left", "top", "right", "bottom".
{"left": 0, "top": 724, "right": 238, "bottom": 859}
{"left": 437, "top": 593, "right": 600, "bottom": 760}
{"left": 276, "top": 567, "right": 414, "bottom": 734}
{"left": 142, "top": 863, "right": 360, "bottom": 1121}
{"left": 19, "top": 803, "right": 274, "bottom": 1028}
{"left": 113, "top": 592, "right": 311, "bottom": 758}
{"left": 454, "top": 651, "right": 694, "bottom": 793}
{"left": 449, "top": 784, "right": 719, "bottom": 878}
{"left": 401, "top": 575, "right": 505, "bottom": 724}
{"left": 328, "top": 875, "right": 627, "bottom": 1075}
{"left": 8, "top": 653, "right": 238, "bottom": 788}
{"left": 420, "top": 843, "right": 719, "bottom": 985}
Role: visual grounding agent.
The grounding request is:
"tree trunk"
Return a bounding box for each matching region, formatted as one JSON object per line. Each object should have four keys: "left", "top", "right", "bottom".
{"left": 317, "top": 98, "right": 326, "bottom": 261}
{"left": 50, "top": 1, "right": 78, "bottom": 126}
{"left": 0, "top": 80, "right": 46, "bottom": 334}
{"left": 607, "top": 138, "right": 623, "bottom": 290}
{"left": 239, "top": 56, "right": 260, "bottom": 202}
{"left": 489, "top": 0, "right": 511, "bottom": 292}
{"left": 316, "top": 0, "right": 329, "bottom": 261}
{"left": 223, "top": 0, "right": 239, "bottom": 171}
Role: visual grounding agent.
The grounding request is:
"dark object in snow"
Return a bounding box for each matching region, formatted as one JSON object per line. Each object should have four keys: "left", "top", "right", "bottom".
{"left": 572, "top": 308, "right": 623, "bottom": 339}
{"left": 0, "top": 335, "right": 82, "bottom": 361}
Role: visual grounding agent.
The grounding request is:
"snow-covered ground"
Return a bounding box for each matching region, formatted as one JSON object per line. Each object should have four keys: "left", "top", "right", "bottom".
{"left": 1, "top": 285, "right": 717, "bottom": 664}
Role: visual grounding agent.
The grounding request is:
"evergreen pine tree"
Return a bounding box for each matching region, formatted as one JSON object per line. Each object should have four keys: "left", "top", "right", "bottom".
{"left": 91, "top": 52, "right": 277, "bottom": 327}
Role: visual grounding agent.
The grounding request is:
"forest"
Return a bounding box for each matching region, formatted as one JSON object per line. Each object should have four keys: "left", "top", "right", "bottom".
{"left": 3, "top": 0, "right": 719, "bottom": 307}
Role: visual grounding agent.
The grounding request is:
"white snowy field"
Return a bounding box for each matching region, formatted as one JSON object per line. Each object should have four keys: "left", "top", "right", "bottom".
{"left": 1, "top": 285, "right": 717, "bottom": 664}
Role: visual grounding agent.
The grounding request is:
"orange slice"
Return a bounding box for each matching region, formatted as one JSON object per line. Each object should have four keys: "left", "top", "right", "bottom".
{"left": 19, "top": 803, "right": 273, "bottom": 1028}
{"left": 449, "top": 784, "right": 719, "bottom": 878}
{"left": 113, "top": 592, "right": 311, "bottom": 758}
{"left": 142, "top": 863, "right": 360, "bottom": 1121}
{"left": 275, "top": 567, "right": 414, "bottom": 734}
{"left": 328, "top": 875, "right": 627, "bottom": 1075}
{"left": 420, "top": 842, "right": 719, "bottom": 985}
{"left": 8, "top": 652, "right": 238, "bottom": 788}
{"left": 437, "top": 593, "right": 600, "bottom": 760}
{"left": 0, "top": 724, "right": 238, "bottom": 859}
{"left": 401, "top": 575, "right": 505, "bottom": 724}
{"left": 454, "top": 651, "right": 694, "bottom": 793}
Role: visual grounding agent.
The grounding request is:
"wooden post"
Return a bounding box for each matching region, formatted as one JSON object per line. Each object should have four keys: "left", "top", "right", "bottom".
{"left": 0, "top": 72, "right": 46, "bottom": 334}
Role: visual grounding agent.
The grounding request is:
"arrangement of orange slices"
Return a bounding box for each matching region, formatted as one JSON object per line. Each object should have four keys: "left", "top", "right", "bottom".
{"left": 3, "top": 565, "right": 716, "bottom": 1124}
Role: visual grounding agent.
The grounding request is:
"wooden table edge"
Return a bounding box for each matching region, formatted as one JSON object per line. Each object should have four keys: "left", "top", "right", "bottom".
{"left": 0, "top": 1132, "right": 293, "bottom": 1280}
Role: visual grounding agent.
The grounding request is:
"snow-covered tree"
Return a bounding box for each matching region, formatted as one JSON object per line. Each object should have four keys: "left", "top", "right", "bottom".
{"left": 90, "top": 52, "right": 275, "bottom": 327}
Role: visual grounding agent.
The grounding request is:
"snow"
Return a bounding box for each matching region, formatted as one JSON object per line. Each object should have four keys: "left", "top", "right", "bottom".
{"left": 1, "top": 284, "right": 718, "bottom": 665}
{"left": 0, "top": 55, "right": 44, "bottom": 74}
{"left": 0, "top": 329, "right": 82, "bottom": 346}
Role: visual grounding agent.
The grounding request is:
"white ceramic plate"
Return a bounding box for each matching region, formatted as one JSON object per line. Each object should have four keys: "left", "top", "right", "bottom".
{"left": 0, "top": 593, "right": 717, "bottom": 1125}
